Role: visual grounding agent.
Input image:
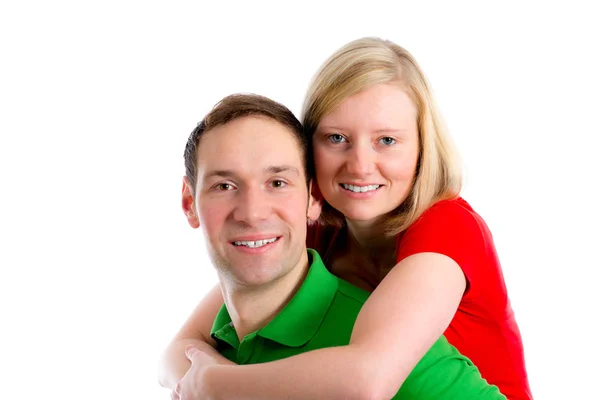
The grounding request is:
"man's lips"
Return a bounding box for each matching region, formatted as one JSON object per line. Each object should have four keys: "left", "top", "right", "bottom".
{"left": 230, "top": 235, "right": 281, "bottom": 249}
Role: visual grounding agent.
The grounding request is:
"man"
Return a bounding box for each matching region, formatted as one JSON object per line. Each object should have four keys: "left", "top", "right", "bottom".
{"left": 172, "top": 93, "right": 506, "bottom": 399}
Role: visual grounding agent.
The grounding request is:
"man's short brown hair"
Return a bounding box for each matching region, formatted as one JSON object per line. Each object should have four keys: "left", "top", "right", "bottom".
{"left": 184, "top": 94, "right": 312, "bottom": 190}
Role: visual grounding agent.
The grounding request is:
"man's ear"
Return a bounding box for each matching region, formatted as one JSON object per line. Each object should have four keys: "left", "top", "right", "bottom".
{"left": 307, "top": 180, "right": 322, "bottom": 224}
{"left": 182, "top": 176, "right": 200, "bottom": 229}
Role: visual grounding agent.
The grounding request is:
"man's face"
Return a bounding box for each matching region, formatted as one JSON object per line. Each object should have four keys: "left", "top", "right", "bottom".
{"left": 183, "top": 116, "right": 321, "bottom": 289}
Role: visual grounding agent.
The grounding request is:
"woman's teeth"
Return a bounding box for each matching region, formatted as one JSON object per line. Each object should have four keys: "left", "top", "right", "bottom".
{"left": 341, "top": 184, "right": 381, "bottom": 193}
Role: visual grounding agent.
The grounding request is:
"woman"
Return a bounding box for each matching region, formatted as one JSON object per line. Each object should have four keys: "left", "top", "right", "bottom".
{"left": 161, "top": 37, "right": 532, "bottom": 399}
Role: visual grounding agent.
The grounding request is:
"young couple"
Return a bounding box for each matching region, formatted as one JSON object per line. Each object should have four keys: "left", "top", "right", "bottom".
{"left": 160, "top": 37, "right": 532, "bottom": 400}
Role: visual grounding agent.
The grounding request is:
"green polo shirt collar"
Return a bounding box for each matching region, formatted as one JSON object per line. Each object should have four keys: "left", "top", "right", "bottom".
{"left": 210, "top": 249, "right": 338, "bottom": 348}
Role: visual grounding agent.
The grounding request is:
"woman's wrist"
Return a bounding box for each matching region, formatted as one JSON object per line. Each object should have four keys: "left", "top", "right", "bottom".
{"left": 202, "top": 364, "right": 227, "bottom": 400}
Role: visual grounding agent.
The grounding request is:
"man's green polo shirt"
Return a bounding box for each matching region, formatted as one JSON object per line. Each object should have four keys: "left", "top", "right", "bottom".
{"left": 211, "top": 249, "right": 506, "bottom": 399}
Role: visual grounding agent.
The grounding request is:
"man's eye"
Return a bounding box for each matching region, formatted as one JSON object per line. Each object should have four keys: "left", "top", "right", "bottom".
{"left": 379, "top": 137, "right": 396, "bottom": 146}
{"left": 217, "top": 183, "right": 233, "bottom": 191}
{"left": 327, "top": 134, "right": 346, "bottom": 144}
{"left": 271, "top": 180, "right": 287, "bottom": 188}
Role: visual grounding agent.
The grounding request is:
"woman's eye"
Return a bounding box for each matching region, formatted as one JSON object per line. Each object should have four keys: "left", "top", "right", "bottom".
{"left": 271, "top": 180, "right": 287, "bottom": 188}
{"left": 379, "top": 137, "right": 396, "bottom": 146}
{"left": 327, "top": 134, "right": 346, "bottom": 144}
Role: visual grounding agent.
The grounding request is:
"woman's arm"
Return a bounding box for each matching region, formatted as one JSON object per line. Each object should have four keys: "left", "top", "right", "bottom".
{"left": 190, "top": 253, "right": 467, "bottom": 400}
{"left": 158, "top": 284, "right": 226, "bottom": 389}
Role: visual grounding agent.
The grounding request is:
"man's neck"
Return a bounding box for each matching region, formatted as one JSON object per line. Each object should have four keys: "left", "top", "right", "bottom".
{"left": 220, "top": 251, "right": 310, "bottom": 341}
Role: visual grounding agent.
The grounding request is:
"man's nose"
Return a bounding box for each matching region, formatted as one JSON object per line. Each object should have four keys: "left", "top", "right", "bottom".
{"left": 232, "top": 186, "right": 272, "bottom": 224}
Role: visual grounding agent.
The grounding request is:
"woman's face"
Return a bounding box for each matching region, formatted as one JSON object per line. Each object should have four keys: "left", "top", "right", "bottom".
{"left": 313, "top": 83, "right": 420, "bottom": 224}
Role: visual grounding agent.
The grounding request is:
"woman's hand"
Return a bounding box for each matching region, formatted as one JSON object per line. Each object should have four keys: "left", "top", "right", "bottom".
{"left": 158, "top": 285, "right": 225, "bottom": 389}
{"left": 171, "top": 344, "right": 234, "bottom": 400}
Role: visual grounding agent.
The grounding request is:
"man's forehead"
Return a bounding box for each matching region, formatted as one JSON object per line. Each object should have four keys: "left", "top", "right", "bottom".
{"left": 197, "top": 117, "right": 304, "bottom": 177}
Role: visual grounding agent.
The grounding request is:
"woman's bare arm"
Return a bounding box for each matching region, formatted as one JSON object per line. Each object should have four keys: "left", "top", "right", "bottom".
{"left": 158, "top": 284, "right": 225, "bottom": 389}
{"left": 191, "top": 253, "right": 467, "bottom": 400}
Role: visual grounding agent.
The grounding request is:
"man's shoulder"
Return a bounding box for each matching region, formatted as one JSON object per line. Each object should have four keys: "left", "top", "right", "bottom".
{"left": 307, "top": 249, "right": 371, "bottom": 308}
{"left": 334, "top": 278, "right": 371, "bottom": 305}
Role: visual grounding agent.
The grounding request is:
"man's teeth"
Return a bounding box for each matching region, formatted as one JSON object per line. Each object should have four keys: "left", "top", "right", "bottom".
{"left": 233, "top": 238, "right": 277, "bottom": 248}
{"left": 341, "top": 184, "right": 381, "bottom": 193}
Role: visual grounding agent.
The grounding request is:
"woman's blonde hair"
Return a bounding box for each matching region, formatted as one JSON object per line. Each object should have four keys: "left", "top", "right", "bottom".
{"left": 302, "top": 37, "right": 462, "bottom": 236}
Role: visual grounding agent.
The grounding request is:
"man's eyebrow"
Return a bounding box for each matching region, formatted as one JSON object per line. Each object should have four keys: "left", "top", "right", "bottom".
{"left": 203, "top": 170, "right": 237, "bottom": 181}
{"left": 265, "top": 165, "right": 300, "bottom": 175}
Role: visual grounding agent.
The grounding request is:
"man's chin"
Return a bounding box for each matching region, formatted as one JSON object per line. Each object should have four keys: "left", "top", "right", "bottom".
{"left": 224, "top": 262, "right": 283, "bottom": 287}
{"left": 232, "top": 273, "right": 281, "bottom": 289}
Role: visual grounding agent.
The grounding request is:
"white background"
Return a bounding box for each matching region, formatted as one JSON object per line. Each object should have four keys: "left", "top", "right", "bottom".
{"left": 1, "top": 1, "right": 598, "bottom": 399}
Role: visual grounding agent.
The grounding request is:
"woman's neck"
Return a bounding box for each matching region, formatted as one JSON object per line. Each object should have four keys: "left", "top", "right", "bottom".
{"left": 344, "top": 217, "right": 397, "bottom": 269}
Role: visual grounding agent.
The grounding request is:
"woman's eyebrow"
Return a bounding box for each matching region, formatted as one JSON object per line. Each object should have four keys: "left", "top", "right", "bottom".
{"left": 374, "top": 128, "right": 408, "bottom": 134}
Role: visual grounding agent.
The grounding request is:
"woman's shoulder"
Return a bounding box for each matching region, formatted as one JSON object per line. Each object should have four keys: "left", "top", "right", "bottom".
{"left": 419, "top": 197, "right": 480, "bottom": 222}
{"left": 403, "top": 197, "right": 490, "bottom": 243}
{"left": 397, "top": 197, "right": 500, "bottom": 289}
